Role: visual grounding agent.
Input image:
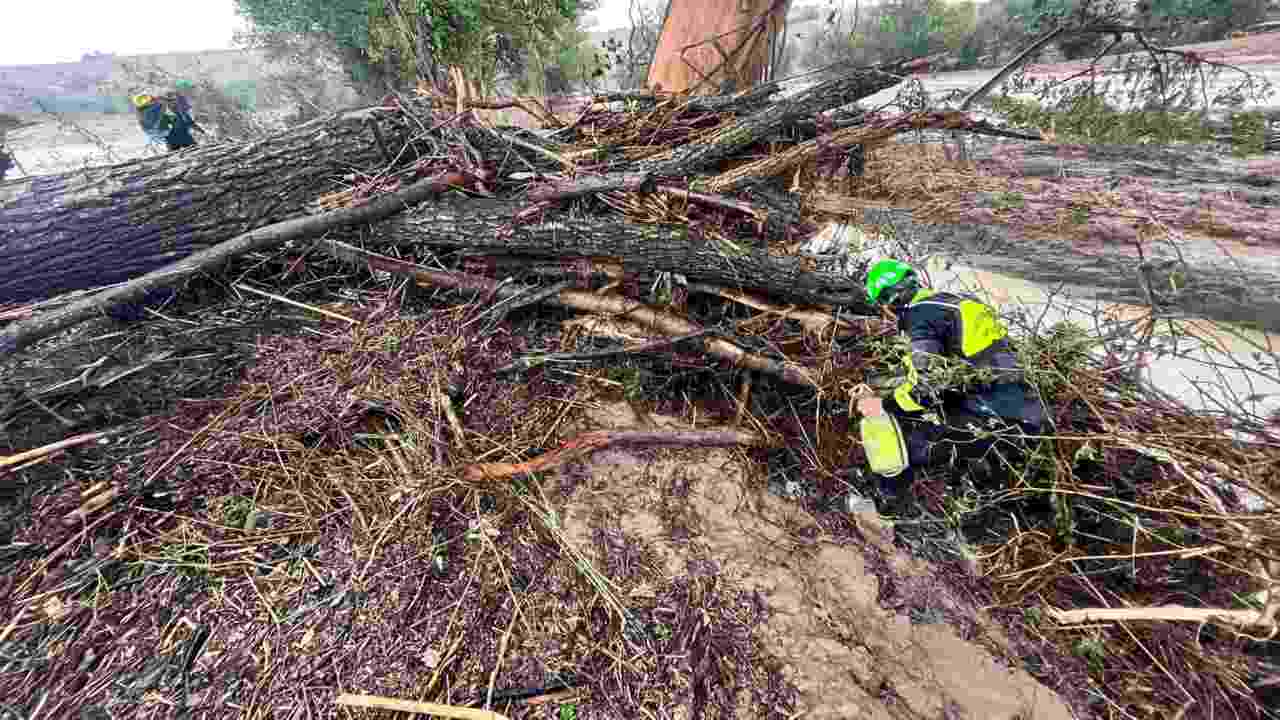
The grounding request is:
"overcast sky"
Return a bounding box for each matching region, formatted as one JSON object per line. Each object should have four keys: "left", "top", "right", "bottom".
{"left": 1, "top": 0, "right": 249, "bottom": 66}
{"left": 1, "top": 0, "right": 827, "bottom": 67}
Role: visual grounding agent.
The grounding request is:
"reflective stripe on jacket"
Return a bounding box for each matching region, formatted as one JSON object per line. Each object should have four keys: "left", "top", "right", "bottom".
{"left": 885, "top": 288, "right": 1025, "bottom": 415}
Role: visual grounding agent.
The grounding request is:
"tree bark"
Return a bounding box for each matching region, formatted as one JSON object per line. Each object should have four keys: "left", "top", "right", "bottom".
{"left": 0, "top": 104, "right": 423, "bottom": 306}
{"left": 361, "top": 198, "right": 874, "bottom": 309}
{"left": 971, "top": 140, "right": 1279, "bottom": 202}
{"left": 0, "top": 175, "right": 461, "bottom": 356}
{"left": 636, "top": 66, "right": 903, "bottom": 178}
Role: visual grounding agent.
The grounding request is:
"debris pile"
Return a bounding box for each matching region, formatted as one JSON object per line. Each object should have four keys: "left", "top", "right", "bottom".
{"left": 1, "top": 58, "right": 1277, "bottom": 719}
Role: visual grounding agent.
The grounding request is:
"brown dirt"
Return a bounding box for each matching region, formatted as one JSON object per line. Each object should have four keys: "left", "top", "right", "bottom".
{"left": 560, "top": 402, "right": 1074, "bottom": 720}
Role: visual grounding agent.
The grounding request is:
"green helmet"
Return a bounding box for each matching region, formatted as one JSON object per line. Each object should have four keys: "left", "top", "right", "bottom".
{"left": 865, "top": 258, "right": 917, "bottom": 305}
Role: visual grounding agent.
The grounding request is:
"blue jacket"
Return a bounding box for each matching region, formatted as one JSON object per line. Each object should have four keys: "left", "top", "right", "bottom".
{"left": 883, "top": 288, "right": 1043, "bottom": 428}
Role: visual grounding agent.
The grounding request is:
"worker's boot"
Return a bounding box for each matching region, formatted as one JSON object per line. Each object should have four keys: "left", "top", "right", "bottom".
{"left": 962, "top": 457, "right": 998, "bottom": 490}
{"left": 873, "top": 470, "right": 914, "bottom": 517}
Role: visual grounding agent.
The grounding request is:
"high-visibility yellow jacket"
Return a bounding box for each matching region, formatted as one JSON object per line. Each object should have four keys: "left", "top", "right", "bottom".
{"left": 882, "top": 288, "right": 1029, "bottom": 418}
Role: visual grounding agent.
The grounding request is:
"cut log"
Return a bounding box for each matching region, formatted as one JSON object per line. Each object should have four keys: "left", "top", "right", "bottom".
{"left": 361, "top": 198, "right": 873, "bottom": 309}
{"left": 0, "top": 104, "right": 424, "bottom": 305}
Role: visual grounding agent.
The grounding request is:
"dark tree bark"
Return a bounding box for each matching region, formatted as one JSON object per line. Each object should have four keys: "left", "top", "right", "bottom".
{"left": 0, "top": 175, "right": 466, "bottom": 356}
{"left": 361, "top": 198, "right": 874, "bottom": 310}
{"left": 971, "top": 140, "right": 1280, "bottom": 204}
{"left": 0, "top": 104, "right": 424, "bottom": 306}
{"left": 636, "top": 66, "right": 904, "bottom": 178}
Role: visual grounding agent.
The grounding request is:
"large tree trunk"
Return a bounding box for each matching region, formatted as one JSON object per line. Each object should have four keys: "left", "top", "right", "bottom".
{"left": 362, "top": 198, "right": 873, "bottom": 309}
{"left": 969, "top": 140, "right": 1280, "bottom": 205}
{"left": 0, "top": 105, "right": 421, "bottom": 306}
{"left": 646, "top": 0, "right": 790, "bottom": 94}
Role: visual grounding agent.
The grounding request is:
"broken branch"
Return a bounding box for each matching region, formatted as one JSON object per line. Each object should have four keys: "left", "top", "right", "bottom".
{"left": 321, "top": 240, "right": 821, "bottom": 387}
{"left": 335, "top": 694, "right": 509, "bottom": 720}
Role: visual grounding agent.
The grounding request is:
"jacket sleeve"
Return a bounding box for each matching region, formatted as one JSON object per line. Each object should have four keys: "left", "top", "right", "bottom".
{"left": 883, "top": 307, "right": 948, "bottom": 414}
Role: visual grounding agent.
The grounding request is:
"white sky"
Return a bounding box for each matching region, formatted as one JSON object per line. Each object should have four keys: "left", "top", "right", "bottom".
{"left": 585, "top": 0, "right": 654, "bottom": 31}
{"left": 1, "top": 0, "right": 249, "bottom": 66}
{"left": 1, "top": 0, "right": 845, "bottom": 66}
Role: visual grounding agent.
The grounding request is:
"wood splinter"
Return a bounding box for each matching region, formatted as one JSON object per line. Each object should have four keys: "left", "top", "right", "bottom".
{"left": 336, "top": 693, "right": 509, "bottom": 720}
{"left": 62, "top": 483, "right": 120, "bottom": 526}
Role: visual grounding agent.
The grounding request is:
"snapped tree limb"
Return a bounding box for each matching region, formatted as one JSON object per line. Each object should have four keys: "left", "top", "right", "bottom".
{"left": 320, "top": 240, "right": 821, "bottom": 387}
{"left": 363, "top": 197, "right": 870, "bottom": 308}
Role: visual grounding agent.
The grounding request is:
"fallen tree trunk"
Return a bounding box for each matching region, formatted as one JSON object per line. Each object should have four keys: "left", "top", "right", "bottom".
{"left": 0, "top": 175, "right": 463, "bottom": 356}
{"left": 971, "top": 140, "right": 1279, "bottom": 201}
{"left": 0, "top": 104, "right": 424, "bottom": 305}
{"left": 361, "top": 198, "right": 873, "bottom": 309}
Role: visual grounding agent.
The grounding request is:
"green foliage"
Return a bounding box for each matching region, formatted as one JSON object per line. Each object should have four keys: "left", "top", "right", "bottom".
{"left": 1073, "top": 635, "right": 1107, "bottom": 674}
{"left": 216, "top": 495, "right": 256, "bottom": 529}
{"left": 1015, "top": 320, "right": 1096, "bottom": 407}
{"left": 1229, "top": 110, "right": 1268, "bottom": 156}
{"left": 1005, "top": 0, "right": 1076, "bottom": 33}
{"left": 989, "top": 94, "right": 1214, "bottom": 145}
{"left": 234, "top": 0, "right": 369, "bottom": 50}
{"left": 1143, "top": 0, "right": 1233, "bottom": 19}
{"left": 222, "top": 80, "right": 260, "bottom": 112}
{"left": 234, "top": 0, "right": 376, "bottom": 88}
{"left": 607, "top": 366, "right": 645, "bottom": 401}
{"left": 992, "top": 190, "right": 1026, "bottom": 210}
{"left": 369, "top": 0, "right": 587, "bottom": 89}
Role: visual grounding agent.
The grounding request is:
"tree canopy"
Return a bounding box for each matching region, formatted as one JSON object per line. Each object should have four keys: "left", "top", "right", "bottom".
{"left": 368, "top": 0, "right": 594, "bottom": 92}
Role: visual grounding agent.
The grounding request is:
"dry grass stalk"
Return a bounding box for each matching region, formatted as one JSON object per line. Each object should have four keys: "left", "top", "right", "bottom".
{"left": 232, "top": 283, "right": 359, "bottom": 324}
{"left": 463, "top": 428, "right": 770, "bottom": 481}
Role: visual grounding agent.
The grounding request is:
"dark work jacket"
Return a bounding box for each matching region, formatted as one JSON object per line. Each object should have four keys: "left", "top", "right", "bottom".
{"left": 882, "top": 288, "right": 1042, "bottom": 428}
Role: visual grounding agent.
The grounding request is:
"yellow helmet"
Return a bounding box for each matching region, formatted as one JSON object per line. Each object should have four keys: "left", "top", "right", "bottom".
{"left": 131, "top": 94, "right": 155, "bottom": 109}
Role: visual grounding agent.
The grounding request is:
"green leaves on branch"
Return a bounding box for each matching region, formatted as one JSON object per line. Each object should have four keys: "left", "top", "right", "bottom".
{"left": 234, "top": 0, "right": 370, "bottom": 50}
{"left": 369, "top": 0, "right": 586, "bottom": 88}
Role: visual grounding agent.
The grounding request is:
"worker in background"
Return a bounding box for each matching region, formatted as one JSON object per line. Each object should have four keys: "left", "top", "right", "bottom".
{"left": 856, "top": 259, "right": 1047, "bottom": 511}
{"left": 168, "top": 79, "right": 203, "bottom": 148}
{"left": 132, "top": 84, "right": 198, "bottom": 153}
{"left": 0, "top": 141, "right": 13, "bottom": 180}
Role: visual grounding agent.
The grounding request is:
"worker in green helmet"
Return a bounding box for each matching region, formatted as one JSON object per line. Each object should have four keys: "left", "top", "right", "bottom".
{"left": 857, "top": 258, "right": 1046, "bottom": 510}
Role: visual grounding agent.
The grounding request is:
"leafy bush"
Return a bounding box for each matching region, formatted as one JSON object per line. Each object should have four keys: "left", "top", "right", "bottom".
{"left": 221, "top": 80, "right": 259, "bottom": 112}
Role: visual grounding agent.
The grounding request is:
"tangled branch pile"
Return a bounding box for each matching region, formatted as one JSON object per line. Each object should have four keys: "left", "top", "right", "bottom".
{"left": 1, "top": 56, "right": 1278, "bottom": 720}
